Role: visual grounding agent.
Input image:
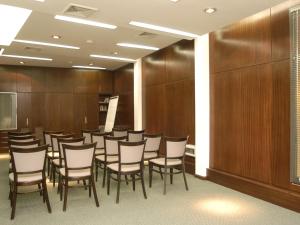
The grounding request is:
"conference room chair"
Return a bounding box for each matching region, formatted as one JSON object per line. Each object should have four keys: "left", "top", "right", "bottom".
{"left": 9, "top": 145, "right": 51, "bottom": 220}
{"left": 112, "top": 127, "right": 128, "bottom": 137}
{"left": 143, "top": 133, "right": 162, "bottom": 161}
{"left": 8, "top": 135, "right": 35, "bottom": 142}
{"left": 149, "top": 137, "right": 189, "bottom": 195}
{"left": 128, "top": 130, "right": 145, "bottom": 142}
{"left": 95, "top": 136, "right": 127, "bottom": 185}
{"left": 107, "top": 140, "right": 147, "bottom": 203}
{"left": 43, "top": 131, "right": 63, "bottom": 176}
{"left": 51, "top": 137, "right": 84, "bottom": 187}
{"left": 91, "top": 132, "right": 110, "bottom": 156}
{"left": 8, "top": 131, "right": 33, "bottom": 137}
{"left": 82, "top": 129, "right": 100, "bottom": 144}
{"left": 59, "top": 143, "right": 99, "bottom": 211}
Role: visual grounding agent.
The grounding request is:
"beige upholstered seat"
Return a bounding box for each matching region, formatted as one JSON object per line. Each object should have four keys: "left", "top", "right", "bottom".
{"left": 149, "top": 158, "right": 182, "bottom": 166}
{"left": 108, "top": 163, "right": 140, "bottom": 173}
{"left": 52, "top": 159, "right": 64, "bottom": 166}
{"left": 9, "top": 172, "right": 42, "bottom": 182}
{"left": 96, "top": 154, "right": 118, "bottom": 162}
{"left": 95, "top": 149, "right": 104, "bottom": 155}
{"left": 59, "top": 168, "right": 91, "bottom": 178}
{"left": 144, "top": 152, "right": 158, "bottom": 160}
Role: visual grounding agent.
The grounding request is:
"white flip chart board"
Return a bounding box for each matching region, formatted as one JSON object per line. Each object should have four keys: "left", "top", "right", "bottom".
{"left": 104, "top": 96, "right": 119, "bottom": 132}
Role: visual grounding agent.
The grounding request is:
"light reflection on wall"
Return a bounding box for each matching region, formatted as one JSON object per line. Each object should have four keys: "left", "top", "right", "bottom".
{"left": 0, "top": 154, "right": 9, "bottom": 159}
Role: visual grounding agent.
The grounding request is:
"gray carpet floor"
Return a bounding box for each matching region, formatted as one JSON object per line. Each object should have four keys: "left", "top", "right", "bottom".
{"left": 0, "top": 154, "right": 300, "bottom": 225}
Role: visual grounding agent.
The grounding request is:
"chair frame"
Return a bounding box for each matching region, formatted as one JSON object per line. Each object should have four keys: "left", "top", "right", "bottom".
{"left": 9, "top": 145, "right": 51, "bottom": 220}
{"left": 143, "top": 133, "right": 163, "bottom": 160}
{"left": 8, "top": 135, "right": 35, "bottom": 141}
{"left": 95, "top": 135, "right": 127, "bottom": 187}
{"left": 127, "top": 130, "right": 145, "bottom": 142}
{"left": 112, "top": 127, "right": 128, "bottom": 137}
{"left": 60, "top": 143, "right": 99, "bottom": 211}
{"left": 43, "top": 131, "right": 63, "bottom": 177}
{"left": 52, "top": 137, "right": 85, "bottom": 188}
{"left": 149, "top": 137, "right": 189, "bottom": 195}
{"left": 8, "top": 131, "right": 32, "bottom": 137}
{"left": 107, "top": 140, "right": 147, "bottom": 203}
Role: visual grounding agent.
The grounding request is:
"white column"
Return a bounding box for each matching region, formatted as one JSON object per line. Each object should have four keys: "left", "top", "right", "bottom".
{"left": 195, "top": 34, "right": 210, "bottom": 177}
{"left": 134, "top": 59, "right": 143, "bottom": 130}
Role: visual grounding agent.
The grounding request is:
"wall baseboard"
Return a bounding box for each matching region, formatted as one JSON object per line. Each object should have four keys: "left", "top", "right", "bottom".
{"left": 207, "top": 168, "right": 300, "bottom": 213}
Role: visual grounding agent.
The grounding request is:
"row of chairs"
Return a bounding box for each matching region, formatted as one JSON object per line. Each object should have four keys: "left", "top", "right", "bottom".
{"left": 7, "top": 130, "right": 189, "bottom": 220}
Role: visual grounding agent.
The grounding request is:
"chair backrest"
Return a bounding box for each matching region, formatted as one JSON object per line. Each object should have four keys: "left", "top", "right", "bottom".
{"left": 43, "top": 131, "right": 63, "bottom": 146}
{"left": 63, "top": 143, "right": 96, "bottom": 170}
{"left": 128, "top": 130, "right": 145, "bottom": 142}
{"left": 112, "top": 128, "right": 128, "bottom": 137}
{"left": 8, "top": 131, "right": 32, "bottom": 137}
{"left": 166, "top": 137, "right": 188, "bottom": 158}
{"left": 143, "top": 133, "right": 162, "bottom": 152}
{"left": 104, "top": 136, "right": 127, "bottom": 156}
{"left": 9, "top": 140, "right": 40, "bottom": 149}
{"left": 91, "top": 132, "right": 108, "bottom": 149}
{"left": 118, "top": 140, "right": 146, "bottom": 164}
{"left": 82, "top": 129, "right": 100, "bottom": 144}
{"left": 9, "top": 135, "right": 35, "bottom": 142}
{"left": 10, "top": 145, "right": 48, "bottom": 174}
{"left": 58, "top": 137, "right": 85, "bottom": 159}
{"left": 51, "top": 134, "right": 73, "bottom": 152}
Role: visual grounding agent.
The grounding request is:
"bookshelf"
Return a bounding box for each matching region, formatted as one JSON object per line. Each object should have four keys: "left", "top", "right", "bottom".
{"left": 98, "top": 93, "right": 112, "bottom": 127}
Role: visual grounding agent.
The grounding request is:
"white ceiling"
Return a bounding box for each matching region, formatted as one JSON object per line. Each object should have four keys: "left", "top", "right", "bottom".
{"left": 0, "top": 0, "right": 285, "bottom": 70}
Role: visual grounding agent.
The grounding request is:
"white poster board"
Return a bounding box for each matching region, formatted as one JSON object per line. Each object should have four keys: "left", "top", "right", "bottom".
{"left": 104, "top": 96, "right": 119, "bottom": 132}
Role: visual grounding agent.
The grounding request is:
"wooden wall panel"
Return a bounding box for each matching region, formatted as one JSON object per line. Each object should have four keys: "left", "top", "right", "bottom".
{"left": 0, "top": 65, "right": 114, "bottom": 142}
{"left": 113, "top": 64, "right": 134, "bottom": 129}
{"left": 142, "top": 39, "right": 195, "bottom": 174}
{"left": 209, "top": 0, "right": 300, "bottom": 212}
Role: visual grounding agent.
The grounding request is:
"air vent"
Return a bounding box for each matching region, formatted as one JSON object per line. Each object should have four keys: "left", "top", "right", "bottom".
{"left": 24, "top": 46, "right": 42, "bottom": 52}
{"left": 138, "top": 32, "right": 158, "bottom": 39}
{"left": 63, "top": 3, "right": 98, "bottom": 18}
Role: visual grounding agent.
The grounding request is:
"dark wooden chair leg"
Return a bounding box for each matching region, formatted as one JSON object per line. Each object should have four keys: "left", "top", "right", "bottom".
{"left": 170, "top": 168, "right": 173, "bottom": 184}
{"left": 95, "top": 162, "right": 99, "bottom": 182}
{"left": 163, "top": 166, "right": 167, "bottom": 195}
{"left": 47, "top": 158, "right": 50, "bottom": 177}
{"left": 42, "top": 180, "right": 52, "bottom": 213}
{"left": 52, "top": 165, "right": 56, "bottom": 187}
{"left": 83, "top": 179, "right": 87, "bottom": 190}
{"left": 10, "top": 184, "right": 17, "bottom": 220}
{"left": 141, "top": 171, "right": 147, "bottom": 199}
{"left": 102, "top": 164, "right": 106, "bottom": 188}
{"left": 149, "top": 163, "right": 153, "bottom": 188}
{"left": 182, "top": 165, "right": 189, "bottom": 191}
{"left": 125, "top": 175, "right": 129, "bottom": 185}
{"left": 107, "top": 169, "right": 111, "bottom": 195}
{"left": 57, "top": 173, "right": 61, "bottom": 194}
{"left": 132, "top": 174, "right": 135, "bottom": 191}
{"left": 38, "top": 183, "right": 43, "bottom": 196}
{"left": 91, "top": 176, "right": 99, "bottom": 207}
{"left": 116, "top": 173, "right": 121, "bottom": 203}
{"left": 88, "top": 178, "right": 91, "bottom": 197}
{"left": 159, "top": 167, "right": 163, "bottom": 180}
{"left": 60, "top": 177, "right": 63, "bottom": 201}
{"left": 63, "top": 179, "right": 68, "bottom": 211}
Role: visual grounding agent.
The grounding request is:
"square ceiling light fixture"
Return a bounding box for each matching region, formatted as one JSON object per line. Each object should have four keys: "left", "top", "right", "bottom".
{"left": 0, "top": 4, "right": 32, "bottom": 46}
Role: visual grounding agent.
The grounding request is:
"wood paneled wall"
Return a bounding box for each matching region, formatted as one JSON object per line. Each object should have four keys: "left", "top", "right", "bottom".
{"left": 113, "top": 64, "right": 134, "bottom": 129}
{"left": 209, "top": 0, "right": 300, "bottom": 212}
{"left": 0, "top": 66, "right": 113, "bottom": 149}
{"left": 142, "top": 39, "right": 195, "bottom": 174}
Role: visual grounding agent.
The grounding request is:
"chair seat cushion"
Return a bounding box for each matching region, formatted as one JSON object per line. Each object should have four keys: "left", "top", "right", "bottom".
{"left": 59, "top": 168, "right": 91, "bottom": 178}
{"left": 144, "top": 152, "right": 158, "bottom": 160}
{"left": 95, "top": 155, "right": 118, "bottom": 163}
{"left": 52, "top": 159, "right": 64, "bottom": 166}
{"left": 9, "top": 172, "right": 42, "bottom": 183}
{"left": 95, "top": 149, "right": 104, "bottom": 155}
{"left": 149, "top": 157, "right": 182, "bottom": 166}
{"left": 47, "top": 152, "right": 59, "bottom": 158}
{"left": 108, "top": 163, "right": 140, "bottom": 172}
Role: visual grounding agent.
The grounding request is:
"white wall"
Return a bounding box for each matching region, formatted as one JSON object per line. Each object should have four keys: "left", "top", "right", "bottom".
{"left": 134, "top": 59, "right": 143, "bottom": 130}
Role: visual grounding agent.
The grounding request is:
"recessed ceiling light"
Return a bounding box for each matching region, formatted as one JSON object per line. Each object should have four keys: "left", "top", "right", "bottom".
{"left": 129, "top": 21, "right": 199, "bottom": 39}
{"left": 72, "top": 65, "right": 106, "bottom": 70}
{"left": 20, "top": 61, "right": 24, "bottom": 64}
{"left": 14, "top": 39, "right": 80, "bottom": 50}
{"left": 89, "top": 63, "right": 94, "bottom": 66}
{"left": 35, "top": 0, "right": 45, "bottom": 2}
{"left": 113, "top": 52, "right": 118, "bottom": 55}
{"left": 90, "top": 54, "right": 136, "bottom": 62}
{"left": 170, "top": 0, "right": 180, "bottom": 2}
{"left": 0, "top": 48, "right": 4, "bottom": 55}
{"left": 86, "top": 39, "right": 94, "bottom": 44}
{"left": 204, "top": 7, "right": 217, "bottom": 14}
{"left": 52, "top": 35, "right": 61, "bottom": 39}
{"left": 0, "top": 4, "right": 32, "bottom": 46}
{"left": 0, "top": 54, "right": 53, "bottom": 61}
{"left": 54, "top": 15, "right": 117, "bottom": 29}
{"left": 117, "top": 43, "right": 159, "bottom": 51}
